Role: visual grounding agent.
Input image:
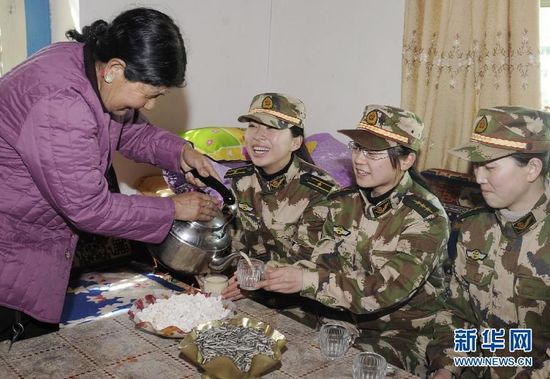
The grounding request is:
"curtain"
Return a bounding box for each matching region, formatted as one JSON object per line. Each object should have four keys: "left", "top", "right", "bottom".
{"left": 402, "top": 0, "right": 541, "bottom": 172}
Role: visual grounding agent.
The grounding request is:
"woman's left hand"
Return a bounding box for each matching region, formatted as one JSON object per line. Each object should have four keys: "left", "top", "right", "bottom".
{"left": 257, "top": 266, "right": 303, "bottom": 293}
{"left": 180, "top": 143, "right": 222, "bottom": 187}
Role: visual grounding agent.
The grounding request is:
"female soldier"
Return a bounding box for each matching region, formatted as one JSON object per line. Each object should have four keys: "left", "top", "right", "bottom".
{"left": 0, "top": 8, "right": 219, "bottom": 340}
{"left": 221, "top": 93, "right": 338, "bottom": 300}
{"left": 259, "top": 105, "right": 450, "bottom": 376}
{"left": 429, "top": 106, "right": 550, "bottom": 379}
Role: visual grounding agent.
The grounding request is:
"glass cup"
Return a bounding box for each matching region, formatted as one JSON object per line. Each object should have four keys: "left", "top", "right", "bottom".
{"left": 318, "top": 323, "right": 353, "bottom": 360}
{"left": 352, "top": 352, "right": 387, "bottom": 379}
{"left": 202, "top": 274, "right": 229, "bottom": 296}
{"left": 236, "top": 258, "right": 264, "bottom": 291}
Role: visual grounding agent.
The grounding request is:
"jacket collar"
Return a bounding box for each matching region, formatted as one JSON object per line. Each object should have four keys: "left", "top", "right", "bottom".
{"left": 361, "top": 171, "right": 413, "bottom": 219}
{"left": 496, "top": 186, "right": 549, "bottom": 238}
{"left": 255, "top": 155, "right": 300, "bottom": 194}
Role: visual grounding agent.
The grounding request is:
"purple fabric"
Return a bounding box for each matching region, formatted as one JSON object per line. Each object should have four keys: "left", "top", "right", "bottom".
{"left": 306, "top": 133, "right": 354, "bottom": 188}
{"left": 0, "top": 42, "right": 185, "bottom": 323}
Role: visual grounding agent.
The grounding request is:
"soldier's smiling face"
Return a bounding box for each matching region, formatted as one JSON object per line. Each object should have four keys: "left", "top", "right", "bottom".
{"left": 352, "top": 147, "right": 401, "bottom": 196}
{"left": 245, "top": 122, "right": 301, "bottom": 174}
{"left": 473, "top": 156, "right": 543, "bottom": 211}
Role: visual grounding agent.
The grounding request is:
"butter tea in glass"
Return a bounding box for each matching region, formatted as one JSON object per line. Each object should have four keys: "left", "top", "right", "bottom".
{"left": 202, "top": 274, "right": 229, "bottom": 295}
{"left": 236, "top": 258, "right": 264, "bottom": 290}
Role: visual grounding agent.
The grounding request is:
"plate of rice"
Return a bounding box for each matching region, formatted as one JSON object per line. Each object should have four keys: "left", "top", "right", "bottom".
{"left": 128, "top": 290, "right": 235, "bottom": 338}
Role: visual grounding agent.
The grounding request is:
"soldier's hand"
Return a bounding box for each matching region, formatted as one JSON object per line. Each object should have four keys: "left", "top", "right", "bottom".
{"left": 257, "top": 266, "right": 303, "bottom": 293}
{"left": 221, "top": 275, "right": 245, "bottom": 301}
{"left": 172, "top": 192, "right": 218, "bottom": 221}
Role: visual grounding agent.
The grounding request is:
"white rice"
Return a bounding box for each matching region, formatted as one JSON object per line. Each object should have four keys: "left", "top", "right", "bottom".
{"left": 138, "top": 293, "right": 231, "bottom": 331}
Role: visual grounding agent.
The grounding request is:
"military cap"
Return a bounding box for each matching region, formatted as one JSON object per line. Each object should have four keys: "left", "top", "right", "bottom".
{"left": 338, "top": 104, "right": 424, "bottom": 152}
{"left": 449, "top": 106, "right": 550, "bottom": 162}
{"left": 238, "top": 93, "right": 306, "bottom": 129}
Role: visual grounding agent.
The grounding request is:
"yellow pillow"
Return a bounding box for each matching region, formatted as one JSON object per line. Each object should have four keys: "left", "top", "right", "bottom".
{"left": 180, "top": 127, "right": 248, "bottom": 161}
{"left": 180, "top": 127, "right": 318, "bottom": 162}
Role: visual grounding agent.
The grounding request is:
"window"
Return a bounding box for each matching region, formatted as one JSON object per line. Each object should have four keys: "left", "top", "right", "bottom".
{"left": 541, "top": 0, "right": 550, "bottom": 110}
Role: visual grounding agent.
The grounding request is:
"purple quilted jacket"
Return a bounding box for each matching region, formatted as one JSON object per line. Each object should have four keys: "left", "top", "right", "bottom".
{"left": 0, "top": 42, "right": 186, "bottom": 323}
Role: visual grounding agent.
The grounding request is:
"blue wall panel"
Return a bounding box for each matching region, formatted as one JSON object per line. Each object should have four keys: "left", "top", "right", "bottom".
{"left": 25, "top": 0, "right": 51, "bottom": 56}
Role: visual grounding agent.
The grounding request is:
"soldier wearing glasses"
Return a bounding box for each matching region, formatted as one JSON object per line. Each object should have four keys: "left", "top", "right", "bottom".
{"left": 258, "top": 105, "right": 450, "bottom": 376}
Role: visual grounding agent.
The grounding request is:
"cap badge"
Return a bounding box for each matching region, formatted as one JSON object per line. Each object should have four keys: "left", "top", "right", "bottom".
{"left": 466, "top": 249, "right": 487, "bottom": 261}
{"left": 333, "top": 225, "right": 351, "bottom": 237}
{"left": 366, "top": 110, "right": 378, "bottom": 126}
{"left": 474, "top": 116, "right": 488, "bottom": 134}
{"left": 262, "top": 96, "right": 273, "bottom": 110}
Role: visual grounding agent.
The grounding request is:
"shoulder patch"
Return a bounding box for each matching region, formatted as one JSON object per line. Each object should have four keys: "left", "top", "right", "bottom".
{"left": 458, "top": 207, "right": 491, "bottom": 220}
{"left": 403, "top": 195, "right": 439, "bottom": 218}
{"left": 328, "top": 186, "right": 358, "bottom": 200}
{"left": 224, "top": 165, "right": 254, "bottom": 179}
{"left": 299, "top": 173, "right": 335, "bottom": 196}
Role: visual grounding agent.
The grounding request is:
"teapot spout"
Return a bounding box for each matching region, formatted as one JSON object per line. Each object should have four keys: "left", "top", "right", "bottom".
{"left": 208, "top": 251, "right": 241, "bottom": 272}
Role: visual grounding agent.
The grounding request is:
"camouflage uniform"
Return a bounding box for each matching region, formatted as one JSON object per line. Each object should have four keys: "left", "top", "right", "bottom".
{"left": 301, "top": 105, "right": 450, "bottom": 377}
{"left": 226, "top": 93, "right": 339, "bottom": 264}
{"left": 428, "top": 106, "right": 550, "bottom": 378}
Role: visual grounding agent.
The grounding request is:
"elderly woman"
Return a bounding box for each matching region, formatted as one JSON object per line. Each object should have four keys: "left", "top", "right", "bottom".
{"left": 0, "top": 8, "right": 219, "bottom": 341}
{"left": 429, "top": 106, "right": 550, "bottom": 379}
{"left": 258, "top": 105, "right": 450, "bottom": 376}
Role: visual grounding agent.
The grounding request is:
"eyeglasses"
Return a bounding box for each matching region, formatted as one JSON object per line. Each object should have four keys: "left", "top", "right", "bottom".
{"left": 347, "top": 141, "right": 389, "bottom": 161}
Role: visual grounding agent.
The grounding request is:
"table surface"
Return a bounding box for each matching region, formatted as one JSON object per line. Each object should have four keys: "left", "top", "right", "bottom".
{"left": 0, "top": 296, "right": 420, "bottom": 379}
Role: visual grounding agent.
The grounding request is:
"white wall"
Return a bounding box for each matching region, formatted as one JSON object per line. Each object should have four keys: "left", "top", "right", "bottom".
{"left": 50, "top": 0, "right": 79, "bottom": 43}
{"left": 0, "top": 0, "right": 27, "bottom": 75}
{"left": 78, "top": 0, "right": 405, "bottom": 191}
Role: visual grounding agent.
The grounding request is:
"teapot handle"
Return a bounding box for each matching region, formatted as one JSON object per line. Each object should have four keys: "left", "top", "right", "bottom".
{"left": 189, "top": 169, "right": 235, "bottom": 206}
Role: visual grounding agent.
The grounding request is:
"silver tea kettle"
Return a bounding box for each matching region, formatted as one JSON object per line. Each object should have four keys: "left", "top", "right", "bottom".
{"left": 148, "top": 169, "right": 242, "bottom": 275}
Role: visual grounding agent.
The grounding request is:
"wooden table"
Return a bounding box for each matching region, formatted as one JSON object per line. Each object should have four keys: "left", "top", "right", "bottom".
{"left": 0, "top": 297, "right": 419, "bottom": 378}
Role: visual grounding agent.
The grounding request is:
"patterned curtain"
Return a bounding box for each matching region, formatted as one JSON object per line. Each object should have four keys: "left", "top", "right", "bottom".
{"left": 402, "top": 0, "right": 541, "bottom": 172}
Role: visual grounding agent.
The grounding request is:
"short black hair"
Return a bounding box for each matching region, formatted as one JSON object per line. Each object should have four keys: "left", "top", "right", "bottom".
{"left": 290, "top": 125, "right": 315, "bottom": 164}
{"left": 66, "top": 7, "right": 186, "bottom": 87}
{"left": 387, "top": 145, "right": 432, "bottom": 192}
{"left": 510, "top": 151, "right": 550, "bottom": 179}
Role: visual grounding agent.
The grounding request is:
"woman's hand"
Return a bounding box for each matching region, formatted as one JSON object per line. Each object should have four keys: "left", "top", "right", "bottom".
{"left": 257, "top": 266, "right": 303, "bottom": 293}
{"left": 180, "top": 143, "right": 221, "bottom": 187}
{"left": 171, "top": 192, "right": 218, "bottom": 221}
{"left": 221, "top": 275, "right": 245, "bottom": 301}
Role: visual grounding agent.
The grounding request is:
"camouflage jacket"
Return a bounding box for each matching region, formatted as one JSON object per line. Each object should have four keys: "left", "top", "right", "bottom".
{"left": 226, "top": 155, "right": 338, "bottom": 264}
{"left": 428, "top": 187, "right": 550, "bottom": 379}
{"left": 301, "top": 172, "right": 449, "bottom": 328}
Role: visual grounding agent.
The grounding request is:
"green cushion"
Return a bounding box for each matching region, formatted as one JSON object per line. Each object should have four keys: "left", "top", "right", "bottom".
{"left": 180, "top": 127, "right": 248, "bottom": 161}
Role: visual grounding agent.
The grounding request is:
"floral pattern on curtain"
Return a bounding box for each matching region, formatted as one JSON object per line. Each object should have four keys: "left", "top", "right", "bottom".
{"left": 401, "top": 0, "right": 541, "bottom": 172}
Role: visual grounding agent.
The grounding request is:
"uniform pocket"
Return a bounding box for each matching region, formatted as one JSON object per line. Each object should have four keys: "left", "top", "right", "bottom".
{"left": 461, "top": 258, "right": 494, "bottom": 288}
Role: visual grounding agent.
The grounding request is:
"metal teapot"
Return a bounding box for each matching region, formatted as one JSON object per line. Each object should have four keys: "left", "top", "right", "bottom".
{"left": 148, "top": 170, "right": 242, "bottom": 275}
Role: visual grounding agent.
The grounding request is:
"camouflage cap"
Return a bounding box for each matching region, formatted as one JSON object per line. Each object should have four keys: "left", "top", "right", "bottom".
{"left": 449, "top": 106, "right": 550, "bottom": 162}
{"left": 338, "top": 105, "right": 424, "bottom": 151}
{"left": 237, "top": 93, "right": 306, "bottom": 129}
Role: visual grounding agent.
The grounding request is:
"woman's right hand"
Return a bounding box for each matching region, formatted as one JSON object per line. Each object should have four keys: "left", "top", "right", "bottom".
{"left": 171, "top": 192, "right": 218, "bottom": 221}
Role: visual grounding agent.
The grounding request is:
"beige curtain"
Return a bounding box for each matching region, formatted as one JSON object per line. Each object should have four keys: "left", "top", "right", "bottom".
{"left": 402, "top": 0, "right": 541, "bottom": 172}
